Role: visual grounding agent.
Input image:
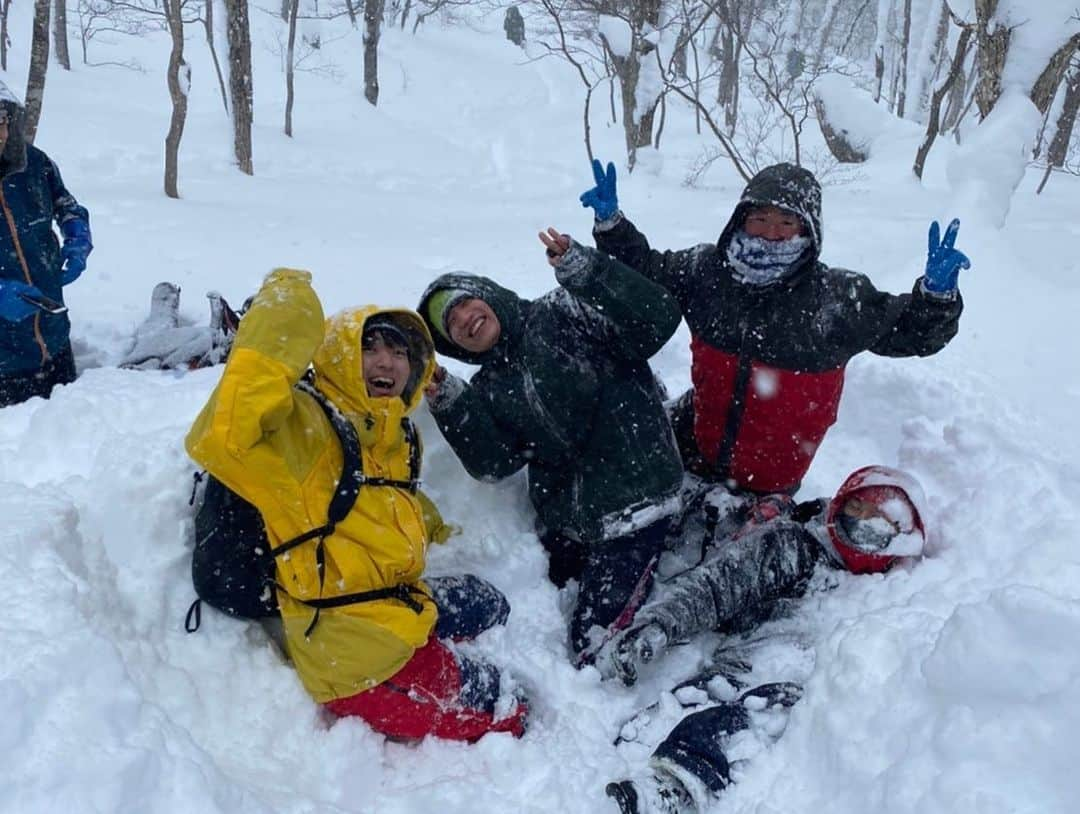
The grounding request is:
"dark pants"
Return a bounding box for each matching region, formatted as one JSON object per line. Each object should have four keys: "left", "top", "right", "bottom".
{"left": 0, "top": 344, "right": 76, "bottom": 408}
{"left": 651, "top": 683, "right": 802, "bottom": 797}
{"left": 543, "top": 518, "right": 672, "bottom": 663}
{"left": 427, "top": 573, "right": 511, "bottom": 641}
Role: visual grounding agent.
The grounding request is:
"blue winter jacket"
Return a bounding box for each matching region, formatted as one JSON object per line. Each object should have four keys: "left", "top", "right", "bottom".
{"left": 0, "top": 144, "right": 88, "bottom": 375}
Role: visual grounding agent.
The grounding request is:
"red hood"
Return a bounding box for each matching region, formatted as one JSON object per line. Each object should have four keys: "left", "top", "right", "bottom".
{"left": 825, "top": 465, "right": 927, "bottom": 574}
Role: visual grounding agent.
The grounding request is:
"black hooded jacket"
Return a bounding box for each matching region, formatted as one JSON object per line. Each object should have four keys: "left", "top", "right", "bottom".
{"left": 593, "top": 163, "right": 962, "bottom": 494}
{"left": 418, "top": 245, "right": 684, "bottom": 543}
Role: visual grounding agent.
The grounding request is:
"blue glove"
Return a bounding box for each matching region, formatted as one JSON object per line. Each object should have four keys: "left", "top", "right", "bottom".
{"left": 579, "top": 159, "right": 619, "bottom": 221}
{"left": 923, "top": 218, "right": 970, "bottom": 294}
{"left": 0, "top": 279, "right": 46, "bottom": 322}
{"left": 60, "top": 218, "right": 93, "bottom": 286}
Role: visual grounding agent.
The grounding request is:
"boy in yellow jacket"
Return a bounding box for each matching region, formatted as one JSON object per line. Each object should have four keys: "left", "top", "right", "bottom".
{"left": 187, "top": 268, "right": 527, "bottom": 741}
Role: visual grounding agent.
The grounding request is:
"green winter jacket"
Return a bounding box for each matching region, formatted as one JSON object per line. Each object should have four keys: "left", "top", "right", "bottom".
{"left": 418, "top": 243, "right": 684, "bottom": 543}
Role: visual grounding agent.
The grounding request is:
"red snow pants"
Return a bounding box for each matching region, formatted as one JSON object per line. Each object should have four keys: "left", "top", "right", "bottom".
{"left": 326, "top": 636, "right": 528, "bottom": 742}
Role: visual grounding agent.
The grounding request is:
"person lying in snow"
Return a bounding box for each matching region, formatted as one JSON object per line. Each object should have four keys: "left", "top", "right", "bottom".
{"left": 579, "top": 160, "right": 967, "bottom": 496}
{"left": 120, "top": 282, "right": 241, "bottom": 370}
{"left": 599, "top": 465, "right": 928, "bottom": 813}
{"left": 186, "top": 269, "right": 527, "bottom": 742}
{"left": 417, "top": 232, "right": 684, "bottom": 666}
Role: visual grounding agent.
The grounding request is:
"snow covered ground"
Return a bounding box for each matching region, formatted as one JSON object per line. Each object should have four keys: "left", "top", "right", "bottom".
{"left": 1, "top": 8, "right": 1079, "bottom": 814}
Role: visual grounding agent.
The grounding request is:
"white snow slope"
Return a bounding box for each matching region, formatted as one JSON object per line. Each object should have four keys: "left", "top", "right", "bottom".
{"left": 1, "top": 9, "right": 1079, "bottom": 814}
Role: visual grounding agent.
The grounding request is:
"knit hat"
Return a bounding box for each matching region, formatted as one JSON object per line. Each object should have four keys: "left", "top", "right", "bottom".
{"left": 425, "top": 288, "right": 470, "bottom": 342}
{"left": 362, "top": 314, "right": 412, "bottom": 356}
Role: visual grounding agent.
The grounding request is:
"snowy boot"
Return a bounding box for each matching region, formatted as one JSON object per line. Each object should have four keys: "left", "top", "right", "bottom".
{"left": 606, "top": 770, "right": 697, "bottom": 814}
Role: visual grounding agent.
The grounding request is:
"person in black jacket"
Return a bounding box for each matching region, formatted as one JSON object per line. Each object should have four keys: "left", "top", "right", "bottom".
{"left": 578, "top": 160, "right": 967, "bottom": 497}
{"left": 0, "top": 83, "right": 92, "bottom": 407}
{"left": 418, "top": 232, "right": 684, "bottom": 664}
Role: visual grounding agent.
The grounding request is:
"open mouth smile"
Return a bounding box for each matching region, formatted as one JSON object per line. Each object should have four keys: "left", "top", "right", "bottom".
{"left": 368, "top": 376, "right": 396, "bottom": 393}
{"left": 467, "top": 315, "right": 486, "bottom": 338}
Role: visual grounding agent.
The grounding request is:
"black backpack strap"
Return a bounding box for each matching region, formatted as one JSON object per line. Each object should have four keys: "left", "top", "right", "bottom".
{"left": 302, "top": 383, "right": 364, "bottom": 527}
{"left": 299, "top": 584, "right": 430, "bottom": 637}
{"left": 288, "top": 382, "right": 431, "bottom": 635}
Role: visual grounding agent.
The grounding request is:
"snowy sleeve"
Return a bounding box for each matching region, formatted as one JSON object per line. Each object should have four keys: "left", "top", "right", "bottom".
{"left": 592, "top": 216, "right": 698, "bottom": 307}
{"left": 43, "top": 155, "right": 90, "bottom": 226}
{"left": 186, "top": 269, "right": 324, "bottom": 464}
{"left": 556, "top": 241, "right": 681, "bottom": 361}
{"left": 427, "top": 375, "right": 529, "bottom": 482}
{"left": 861, "top": 277, "right": 963, "bottom": 358}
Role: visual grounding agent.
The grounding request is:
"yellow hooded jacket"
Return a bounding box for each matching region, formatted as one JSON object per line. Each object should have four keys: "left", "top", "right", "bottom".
{"left": 186, "top": 268, "right": 440, "bottom": 703}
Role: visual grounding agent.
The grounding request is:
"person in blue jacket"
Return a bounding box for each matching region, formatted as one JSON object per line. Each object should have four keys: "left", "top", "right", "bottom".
{"left": 0, "top": 82, "right": 92, "bottom": 407}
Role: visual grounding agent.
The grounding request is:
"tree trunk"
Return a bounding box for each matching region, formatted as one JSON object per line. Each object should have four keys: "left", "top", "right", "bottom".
{"left": 345, "top": 0, "right": 358, "bottom": 27}
{"left": 814, "top": 95, "right": 868, "bottom": 163}
{"left": 24, "top": 0, "right": 51, "bottom": 145}
{"left": 1036, "top": 59, "right": 1080, "bottom": 194}
{"left": 1029, "top": 34, "right": 1080, "bottom": 115}
{"left": 0, "top": 0, "right": 11, "bottom": 72}
{"left": 895, "top": 0, "right": 912, "bottom": 117}
{"left": 973, "top": 0, "right": 1008, "bottom": 120}
{"left": 285, "top": 0, "right": 299, "bottom": 134}
{"left": 53, "top": 0, "right": 70, "bottom": 70}
{"left": 164, "top": 0, "right": 188, "bottom": 199}
{"left": 715, "top": 21, "right": 739, "bottom": 134}
{"left": 205, "top": 0, "right": 230, "bottom": 114}
{"left": 913, "top": 25, "right": 973, "bottom": 178}
{"left": 363, "top": 0, "right": 384, "bottom": 105}
{"left": 225, "top": 0, "right": 254, "bottom": 175}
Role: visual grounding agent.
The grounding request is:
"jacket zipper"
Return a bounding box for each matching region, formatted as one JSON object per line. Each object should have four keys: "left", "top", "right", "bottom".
{"left": 0, "top": 186, "right": 50, "bottom": 364}
{"left": 715, "top": 310, "right": 755, "bottom": 481}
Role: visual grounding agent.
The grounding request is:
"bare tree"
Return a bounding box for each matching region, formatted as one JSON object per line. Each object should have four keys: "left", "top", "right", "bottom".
{"left": 25, "top": 0, "right": 52, "bottom": 145}
{"left": 894, "top": 0, "right": 911, "bottom": 116}
{"left": 913, "top": 10, "right": 973, "bottom": 178}
{"left": 204, "top": 0, "right": 230, "bottom": 114}
{"left": 285, "top": 0, "right": 302, "bottom": 134}
{"left": 54, "top": 0, "right": 72, "bottom": 69}
{"left": 362, "top": 0, "right": 384, "bottom": 105}
{"left": 163, "top": 0, "right": 189, "bottom": 198}
{"left": 224, "top": 0, "right": 253, "bottom": 174}
{"left": 1, "top": 0, "right": 13, "bottom": 71}
{"left": 1037, "top": 53, "right": 1080, "bottom": 193}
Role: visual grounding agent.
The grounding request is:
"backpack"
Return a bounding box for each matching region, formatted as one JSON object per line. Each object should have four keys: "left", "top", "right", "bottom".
{"left": 184, "top": 381, "right": 423, "bottom": 633}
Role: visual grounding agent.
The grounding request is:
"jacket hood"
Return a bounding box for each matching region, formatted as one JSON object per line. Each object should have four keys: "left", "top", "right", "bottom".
{"left": 312, "top": 305, "right": 435, "bottom": 417}
{"left": 718, "top": 163, "right": 823, "bottom": 273}
{"left": 417, "top": 272, "right": 528, "bottom": 365}
{"left": 825, "top": 465, "right": 927, "bottom": 574}
{"left": 0, "top": 82, "right": 27, "bottom": 179}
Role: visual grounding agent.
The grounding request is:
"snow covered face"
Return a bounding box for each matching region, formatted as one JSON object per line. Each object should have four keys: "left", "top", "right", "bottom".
{"left": 743, "top": 206, "right": 805, "bottom": 242}
{"left": 446, "top": 298, "right": 501, "bottom": 354}
{"left": 361, "top": 332, "right": 412, "bottom": 399}
{"left": 837, "top": 489, "right": 909, "bottom": 552}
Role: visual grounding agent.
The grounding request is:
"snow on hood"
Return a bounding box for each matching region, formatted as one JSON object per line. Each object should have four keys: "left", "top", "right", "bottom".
{"left": 718, "top": 162, "right": 824, "bottom": 264}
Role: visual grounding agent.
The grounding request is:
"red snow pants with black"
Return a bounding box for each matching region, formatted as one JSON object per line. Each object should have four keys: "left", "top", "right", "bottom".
{"left": 325, "top": 575, "right": 528, "bottom": 741}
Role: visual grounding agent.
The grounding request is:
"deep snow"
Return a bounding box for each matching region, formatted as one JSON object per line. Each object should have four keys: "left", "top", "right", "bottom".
{"left": 1, "top": 7, "right": 1079, "bottom": 814}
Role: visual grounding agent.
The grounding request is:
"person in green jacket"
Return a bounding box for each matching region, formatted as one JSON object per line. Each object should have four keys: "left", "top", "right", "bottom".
{"left": 418, "top": 229, "right": 684, "bottom": 665}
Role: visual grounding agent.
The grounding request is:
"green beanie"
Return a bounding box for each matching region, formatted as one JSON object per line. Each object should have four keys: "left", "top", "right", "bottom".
{"left": 426, "top": 288, "right": 469, "bottom": 342}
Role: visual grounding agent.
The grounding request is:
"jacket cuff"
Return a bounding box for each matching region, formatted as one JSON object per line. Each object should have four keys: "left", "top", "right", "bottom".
{"left": 427, "top": 371, "right": 467, "bottom": 413}
{"left": 918, "top": 277, "right": 958, "bottom": 301}
{"left": 554, "top": 240, "right": 595, "bottom": 287}
{"left": 593, "top": 211, "right": 624, "bottom": 232}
